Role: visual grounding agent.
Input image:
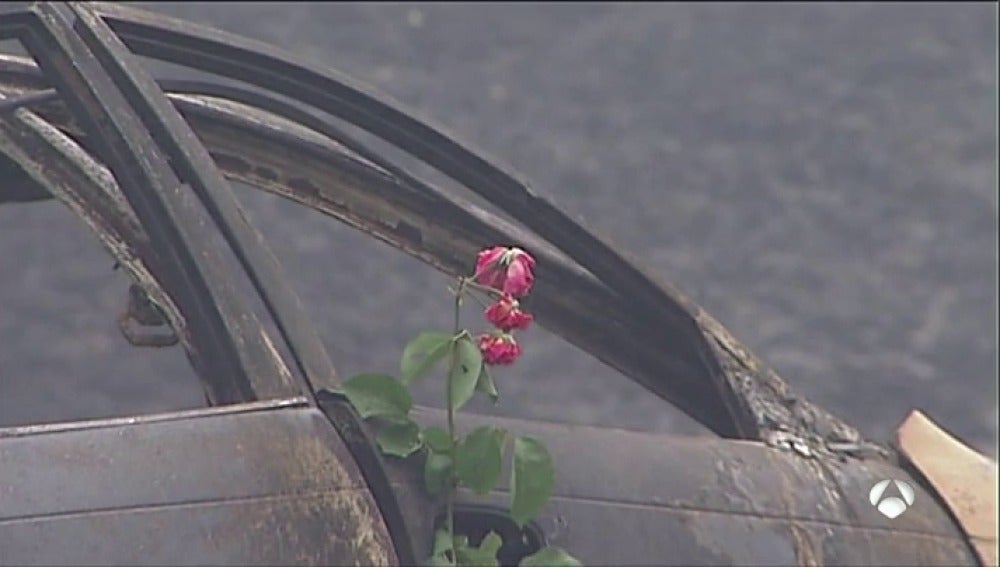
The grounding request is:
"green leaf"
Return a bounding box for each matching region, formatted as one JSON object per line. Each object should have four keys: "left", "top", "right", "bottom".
{"left": 401, "top": 331, "right": 454, "bottom": 385}
{"left": 454, "top": 535, "right": 500, "bottom": 567}
{"left": 376, "top": 420, "right": 422, "bottom": 457}
{"left": 424, "top": 452, "right": 453, "bottom": 495}
{"left": 449, "top": 335, "right": 483, "bottom": 411}
{"left": 454, "top": 426, "right": 505, "bottom": 495}
{"left": 519, "top": 546, "right": 582, "bottom": 567}
{"left": 478, "top": 531, "right": 503, "bottom": 558}
{"left": 342, "top": 373, "right": 412, "bottom": 422}
{"left": 510, "top": 436, "right": 554, "bottom": 528}
{"left": 432, "top": 528, "right": 453, "bottom": 556}
{"left": 475, "top": 364, "right": 499, "bottom": 404}
{"left": 422, "top": 426, "right": 453, "bottom": 453}
{"left": 426, "top": 554, "right": 454, "bottom": 567}
{"left": 455, "top": 548, "right": 498, "bottom": 567}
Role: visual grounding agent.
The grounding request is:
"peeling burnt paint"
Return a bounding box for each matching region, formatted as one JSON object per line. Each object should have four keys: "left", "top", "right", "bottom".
{"left": 220, "top": 433, "right": 392, "bottom": 566}
{"left": 239, "top": 412, "right": 395, "bottom": 565}
{"left": 788, "top": 522, "right": 822, "bottom": 567}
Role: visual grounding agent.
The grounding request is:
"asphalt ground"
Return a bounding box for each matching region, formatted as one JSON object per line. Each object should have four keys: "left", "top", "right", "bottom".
{"left": 1, "top": 3, "right": 996, "bottom": 455}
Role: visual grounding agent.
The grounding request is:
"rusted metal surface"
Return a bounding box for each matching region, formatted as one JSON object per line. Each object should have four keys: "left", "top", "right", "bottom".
{"left": 406, "top": 407, "right": 978, "bottom": 566}
{"left": 0, "top": 403, "right": 397, "bottom": 566}
{"left": 15, "top": 395, "right": 960, "bottom": 566}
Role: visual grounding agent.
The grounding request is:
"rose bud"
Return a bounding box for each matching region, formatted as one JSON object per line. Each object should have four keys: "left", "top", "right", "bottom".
{"left": 484, "top": 294, "right": 534, "bottom": 332}
{"left": 477, "top": 333, "right": 523, "bottom": 366}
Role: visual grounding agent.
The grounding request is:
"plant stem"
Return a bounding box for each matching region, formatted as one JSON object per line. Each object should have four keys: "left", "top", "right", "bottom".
{"left": 462, "top": 277, "right": 505, "bottom": 298}
{"left": 445, "top": 277, "right": 465, "bottom": 563}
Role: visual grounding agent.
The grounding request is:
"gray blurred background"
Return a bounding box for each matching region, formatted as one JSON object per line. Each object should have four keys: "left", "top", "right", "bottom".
{"left": 1, "top": 3, "right": 996, "bottom": 455}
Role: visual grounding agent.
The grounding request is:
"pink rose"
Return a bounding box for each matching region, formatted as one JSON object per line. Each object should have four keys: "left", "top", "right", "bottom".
{"left": 474, "top": 246, "right": 508, "bottom": 290}
{"left": 473, "top": 246, "right": 537, "bottom": 298}
{"left": 484, "top": 294, "right": 534, "bottom": 332}
{"left": 502, "top": 249, "right": 535, "bottom": 297}
{"left": 477, "top": 333, "right": 523, "bottom": 366}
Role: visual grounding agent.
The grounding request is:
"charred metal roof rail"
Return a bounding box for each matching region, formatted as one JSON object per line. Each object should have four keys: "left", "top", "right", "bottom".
{"left": 65, "top": 3, "right": 338, "bottom": 401}
{"left": 0, "top": 69, "right": 724, "bottom": 437}
{"left": 0, "top": 3, "right": 275, "bottom": 404}
{"left": 0, "top": 66, "right": 720, "bottom": 432}
{"left": 154, "top": 79, "right": 734, "bottom": 429}
{"left": 87, "top": 1, "right": 750, "bottom": 438}
{"left": 0, "top": 83, "right": 196, "bottom": 364}
{"left": 0, "top": 87, "right": 57, "bottom": 112}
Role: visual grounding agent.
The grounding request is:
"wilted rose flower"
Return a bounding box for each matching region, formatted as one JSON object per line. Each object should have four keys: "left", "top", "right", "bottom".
{"left": 477, "top": 333, "right": 523, "bottom": 366}
{"left": 473, "top": 246, "right": 536, "bottom": 298}
{"left": 501, "top": 248, "right": 535, "bottom": 297}
{"left": 474, "top": 246, "right": 508, "bottom": 290}
{"left": 484, "top": 294, "right": 533, "bottom": 332}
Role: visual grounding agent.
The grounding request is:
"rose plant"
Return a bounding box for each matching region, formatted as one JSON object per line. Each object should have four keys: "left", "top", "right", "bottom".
{"left": 341, "top": 246, "right": 581, "bottom": 567}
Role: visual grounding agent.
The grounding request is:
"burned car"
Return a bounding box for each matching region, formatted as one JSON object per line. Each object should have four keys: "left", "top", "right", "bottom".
{"left": 0, "top": 3, "right": 995, "bottom": 565}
